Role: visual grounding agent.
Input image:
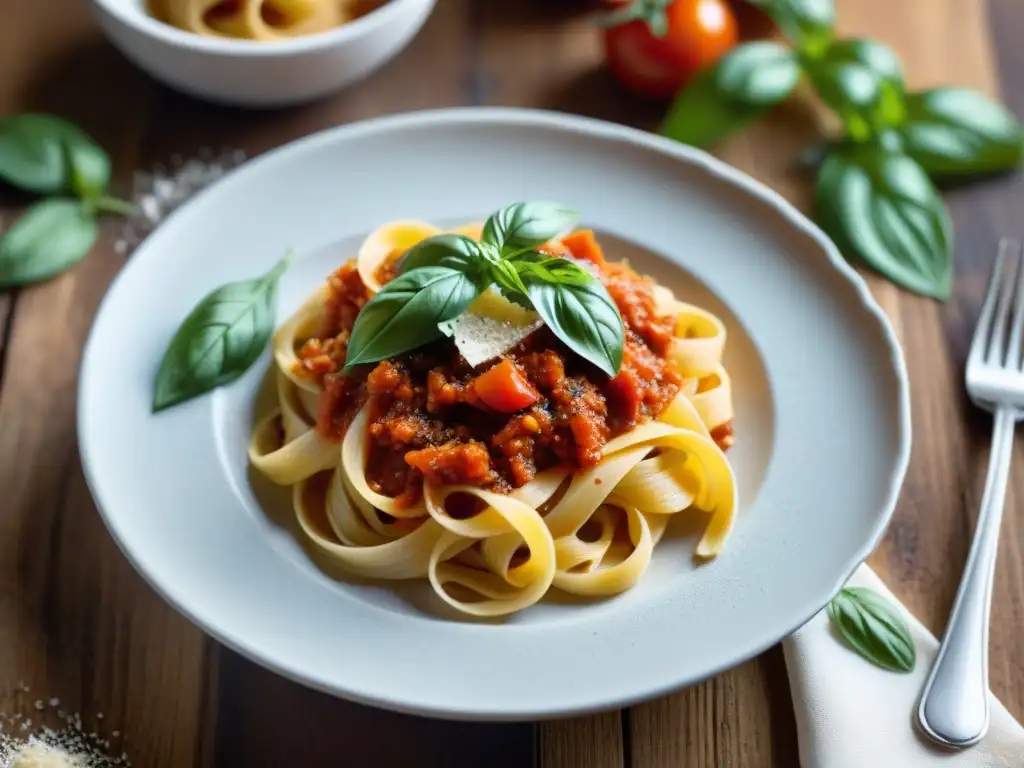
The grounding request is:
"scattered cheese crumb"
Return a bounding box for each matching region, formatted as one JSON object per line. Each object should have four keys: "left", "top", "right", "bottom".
{"left": 115, "top": 148, "right": 247, "bottom": 257}
{"left": 8, "top": 743, "right": 82, "bottom": 767}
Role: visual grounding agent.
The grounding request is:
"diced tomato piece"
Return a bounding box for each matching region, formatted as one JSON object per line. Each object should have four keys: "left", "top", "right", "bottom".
{"left": 473, "top": 359, "right": 541, "bottom": 413}
{"left": 561, "top": 230, "right": 606, "bottom": 268}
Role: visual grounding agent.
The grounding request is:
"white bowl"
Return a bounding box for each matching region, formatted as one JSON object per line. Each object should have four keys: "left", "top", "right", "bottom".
{"left": 90, "top": 0, "right": 435, "bottom": 108}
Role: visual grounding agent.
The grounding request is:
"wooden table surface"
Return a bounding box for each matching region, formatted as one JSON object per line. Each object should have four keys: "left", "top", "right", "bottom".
{"left": 2, "top": 0, "right": 1023, "bottom": 765}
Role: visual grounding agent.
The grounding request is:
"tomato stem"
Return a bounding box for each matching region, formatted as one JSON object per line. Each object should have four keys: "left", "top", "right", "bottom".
{"left": 598, "top": 0, "right": 674, "bottom": 38}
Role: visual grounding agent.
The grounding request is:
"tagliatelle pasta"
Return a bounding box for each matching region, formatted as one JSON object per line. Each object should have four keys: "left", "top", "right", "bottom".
{"left": 248, "top": 216, "right": 738, "bottom": 617}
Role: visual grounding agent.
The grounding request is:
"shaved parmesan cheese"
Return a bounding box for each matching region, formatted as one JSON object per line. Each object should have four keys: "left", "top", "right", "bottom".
{"left": 443, "top": 288, "right": 544, "bottom": 367}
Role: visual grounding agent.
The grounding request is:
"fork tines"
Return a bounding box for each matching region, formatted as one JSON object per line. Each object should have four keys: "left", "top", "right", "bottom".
{"left": 970, "top": 238, "right": 1024, "bottom": 370}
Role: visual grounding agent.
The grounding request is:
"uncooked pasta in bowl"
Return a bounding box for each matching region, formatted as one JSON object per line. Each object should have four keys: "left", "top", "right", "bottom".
{"left": 90, "top": 0, "right": 434, "bottom": 106}
{"left": 148, "top": 0, "right": 386, "bottom": 41}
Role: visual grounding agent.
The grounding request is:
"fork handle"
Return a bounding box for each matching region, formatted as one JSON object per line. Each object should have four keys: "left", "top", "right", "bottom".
{"left": 917, "top": 406, "right": 1015, "bottom": 748}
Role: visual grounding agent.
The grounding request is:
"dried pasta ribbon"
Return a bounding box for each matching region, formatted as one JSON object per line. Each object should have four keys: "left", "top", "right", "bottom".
{"left": 157, "top": 0, "right": 364, "bottom": 41}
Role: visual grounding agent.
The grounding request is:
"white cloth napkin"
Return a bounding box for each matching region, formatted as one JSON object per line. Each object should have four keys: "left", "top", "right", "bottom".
{"left": 782, "top": 564, "right": 1024, "bottom": 768}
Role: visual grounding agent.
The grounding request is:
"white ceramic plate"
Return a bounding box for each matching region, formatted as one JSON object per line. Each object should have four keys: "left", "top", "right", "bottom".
{"left": 78, "top": 108, "right": 910, "bottom": 721}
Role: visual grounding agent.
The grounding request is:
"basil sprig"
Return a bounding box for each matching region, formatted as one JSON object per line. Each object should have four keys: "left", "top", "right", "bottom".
{"left": 0, "top": 113, "right": 136, "bottom": 288}
{"left": 343, "top": 202, "right": 625, "bottom": 376}
{"left": 661, "top": 0, "right": 1023, "bottom": 300}
{"left": 153, "top": 255, "right": 291, "bottom": 412}
{"left": 827, "top": 587, "right": 916, "bottom": 673}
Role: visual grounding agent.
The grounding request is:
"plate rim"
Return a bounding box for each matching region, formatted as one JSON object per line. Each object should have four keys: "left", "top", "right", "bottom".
{"left": 77, "top": 106, "right": 912, "bottom": 721}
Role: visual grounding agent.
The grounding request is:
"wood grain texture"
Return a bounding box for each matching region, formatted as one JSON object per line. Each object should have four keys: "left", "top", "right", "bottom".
{"left": 0, "top": 0, "right": 1022, "bottom": 766}
{"left": 538, "top": 712, "right": 623, "bottom": 768}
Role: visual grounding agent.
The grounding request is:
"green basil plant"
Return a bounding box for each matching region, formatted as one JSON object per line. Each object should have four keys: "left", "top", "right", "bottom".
{"left": 0, "top": 114, "right": 135, "bottom": 288}
{"left": 661, "top": 0, "right": 1023, "bottom": 300}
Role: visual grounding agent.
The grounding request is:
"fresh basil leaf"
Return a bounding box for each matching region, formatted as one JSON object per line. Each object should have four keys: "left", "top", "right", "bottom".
{"left": 520, "top": 273, "right": 624, "bottom": 377}
{"left": 0, "top": 121, "right": 64, "bottom": 195}
{"left": 813, "top": 62, "right": 880, "bottom": 109}
{"left": 716, "top": 42, "right": 803, "bottom": 106}
{"left": 490, "top": 259, "right": 530, "bottom": 299}
{"left": 344, "top": 266, "right": 483, "bottom": 368}
{"left": 815, "top": 145, "right": 952, "bottom": 299}
{"left": 398, "top": 234, "right": 497, "bottom": 276}
{"left": 153, "top": 255, "right": 290, "bottom": 412}
{"left": 514, "top": 257, "right": 595, "bottom": 287}
{"left": 820, "top": 38, "right": 905, "bottom": 128}
{"left": 900, "top": 88, "right": 1023, "bottom": 176}
{"left": 0, "top": 199, "right": 99, "bottom": 287}
{"left": 661, "top": 42, "right": 801, "bottom": 149}
{"left": 65, "top": 138, "right": 111, "bottom": 200}
{"left": 809, "top": 61, "right": 885, "bottom": 140}
{"left": 481, "top": 202, "right": 579, "bottom": 254}
{"left": 506, "top": 250, "right": 548, "bottom": 264}
{"left": 0, "top": 114, "right": 110, "bottom": 196}
{"left": 748, "top": 0, "right": 834, "bottom": 53}
{"left": 823, "top": 38, "right": 903, "bottom": 87}
{"left": 827, "top": 587, "right": 916, "bottom": 673}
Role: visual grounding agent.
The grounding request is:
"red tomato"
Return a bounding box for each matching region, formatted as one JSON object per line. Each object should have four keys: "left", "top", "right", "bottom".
{"left": 603, "top": 0, "right": 739, "bottom": 99}
{"left": 474, "top": 359, "right": 541, "bottom": 413}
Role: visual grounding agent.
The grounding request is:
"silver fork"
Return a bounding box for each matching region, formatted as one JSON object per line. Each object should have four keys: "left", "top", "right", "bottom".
{"left": 917, "top": 238, "right": 1023, "bottom": 748}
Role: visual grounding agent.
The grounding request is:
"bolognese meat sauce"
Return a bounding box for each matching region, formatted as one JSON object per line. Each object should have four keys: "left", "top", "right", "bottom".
{"left": 294, "top": 248, "right": 728, "bottom": 506}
